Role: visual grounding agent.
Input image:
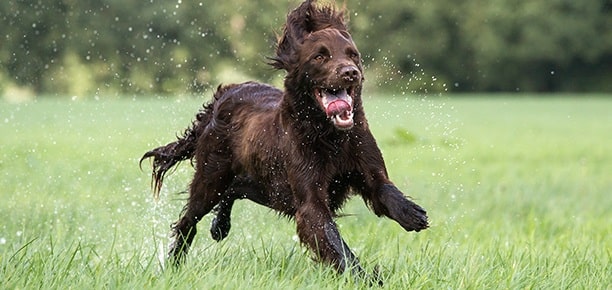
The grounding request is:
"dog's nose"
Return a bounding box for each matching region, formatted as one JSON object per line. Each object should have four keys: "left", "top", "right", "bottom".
{"left": 340, "top": 65, "right": 360, "bottom": 82}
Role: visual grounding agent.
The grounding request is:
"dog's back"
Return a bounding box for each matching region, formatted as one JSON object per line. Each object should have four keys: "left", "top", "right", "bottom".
{"left": 209, "top": 83, "right": 283, "bottom": 166}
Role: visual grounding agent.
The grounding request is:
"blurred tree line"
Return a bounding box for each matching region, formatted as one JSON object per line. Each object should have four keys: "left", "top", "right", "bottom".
{"left": 0, "top": 0, "right": 610, "bottom": 98}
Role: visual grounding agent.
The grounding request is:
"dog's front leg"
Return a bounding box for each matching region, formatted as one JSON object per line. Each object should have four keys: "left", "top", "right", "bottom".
{"left": 295, "top": 200, "right": 364, "bottom": 275}
{"left": 354, "top": 131, "right": 428, "bottom": 232}
{"left": 357, "top": 131, "right": 429, "bottom": 232}
{"left": 374, "top": 183, "right": 428, "bottom": 232}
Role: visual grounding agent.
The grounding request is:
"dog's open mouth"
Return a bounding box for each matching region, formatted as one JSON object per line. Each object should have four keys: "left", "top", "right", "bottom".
{"left": 315, "top": 87, "right": 355, "bottom": 130}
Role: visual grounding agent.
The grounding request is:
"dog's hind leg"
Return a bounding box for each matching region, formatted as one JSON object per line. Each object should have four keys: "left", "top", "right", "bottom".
{"left": 209, "top": 192, "right": 235, "bottom": 242}
{"left": 168, "top": 154, "right": 233, "bottom": 265}
{"left": 210, "top": 176, "right": 269, "bottom": 241}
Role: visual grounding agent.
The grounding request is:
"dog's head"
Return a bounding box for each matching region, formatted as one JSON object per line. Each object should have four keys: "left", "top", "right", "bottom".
{"left": 271, "top": 0, "right": 363, "bottom": 131}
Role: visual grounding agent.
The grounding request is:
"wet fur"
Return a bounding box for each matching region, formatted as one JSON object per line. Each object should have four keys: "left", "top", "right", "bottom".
{"left": 140, "top": 0, "right": 427, "bottom": 284}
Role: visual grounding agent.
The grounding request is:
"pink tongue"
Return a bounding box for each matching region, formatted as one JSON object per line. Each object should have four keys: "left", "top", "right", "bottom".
{"left": 326, "top": 100, "right": 351, "bottom": 117}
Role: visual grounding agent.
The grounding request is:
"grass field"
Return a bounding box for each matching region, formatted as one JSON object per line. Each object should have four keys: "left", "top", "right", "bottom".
{"left": 1, "top": 94, "right": 610, "bottom": 289}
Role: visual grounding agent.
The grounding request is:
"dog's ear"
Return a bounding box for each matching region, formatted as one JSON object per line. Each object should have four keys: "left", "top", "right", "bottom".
{"left": 287, "top": 0, "right": 348, "bottom": 41}
{"left": 269, "top": 0, "right": 348, "bottom": 71}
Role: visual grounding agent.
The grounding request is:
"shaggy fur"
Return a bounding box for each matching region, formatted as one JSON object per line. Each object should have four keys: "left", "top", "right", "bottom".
{"left": 140, "top": 0, "right": 428, "bottom": 284}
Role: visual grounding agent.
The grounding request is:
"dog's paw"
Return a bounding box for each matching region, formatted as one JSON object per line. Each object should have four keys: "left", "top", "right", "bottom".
{"left": 370, "top": 265, "right": 384, "bottom": 287}
{"left": 210, "top": 215, "right": 231, "bottom": 241}
{"left": 167, "top": 240, "right": 188, "bottom": 266}
{"left": 396, "top": 199, "right": 428, "bottom": 232}
{"left": 380, "top": 184, "right": 429, "bottom": 232}
{"left": 348, "top": 264, "right": 384, "bottom": 287}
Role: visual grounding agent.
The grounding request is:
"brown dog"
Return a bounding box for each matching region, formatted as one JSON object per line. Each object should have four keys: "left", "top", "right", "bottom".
{"left": 141, "top": 0, "right": 427, "bottom": 283}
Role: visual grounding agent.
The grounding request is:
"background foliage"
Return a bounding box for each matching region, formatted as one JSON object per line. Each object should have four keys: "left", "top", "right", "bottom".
{"left": 1, "top": 0, "right": 611, "bottom": 98}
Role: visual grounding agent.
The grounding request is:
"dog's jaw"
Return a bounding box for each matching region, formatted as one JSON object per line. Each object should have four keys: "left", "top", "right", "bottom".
{"left": 314, "top": 87, "right": 355, "bottom": 130}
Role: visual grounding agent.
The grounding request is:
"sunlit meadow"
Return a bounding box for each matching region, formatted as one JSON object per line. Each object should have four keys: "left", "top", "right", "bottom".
{"left": 1, "top": 95, "right": 610, "bottom": 289}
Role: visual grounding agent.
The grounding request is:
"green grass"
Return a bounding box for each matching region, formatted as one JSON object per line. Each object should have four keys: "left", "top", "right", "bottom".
{"left": 1, "top": 94, "right": 610, "bottom": 289}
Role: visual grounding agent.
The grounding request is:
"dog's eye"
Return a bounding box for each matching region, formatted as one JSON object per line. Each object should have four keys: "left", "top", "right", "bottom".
{"left": 314, "top": 54, "right": 325, "bottom": 62}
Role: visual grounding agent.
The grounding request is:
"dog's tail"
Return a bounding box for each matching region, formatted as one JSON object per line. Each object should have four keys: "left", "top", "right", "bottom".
{"left": 139, "top": 102, "right": 214, "bottom": 199}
